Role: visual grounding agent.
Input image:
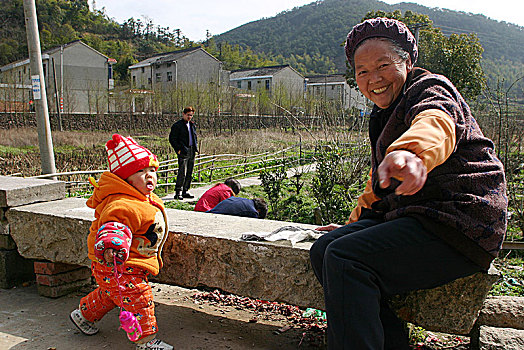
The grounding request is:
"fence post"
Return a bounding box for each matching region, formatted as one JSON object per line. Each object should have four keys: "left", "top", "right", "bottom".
{"left": 209, "top": 158, "right": 215, "bottom": 182}
{"left": 299, "top": 134, "right": 303, "bottom": 165}
{"left": 197, "top": 159, "right": 201, "bottom": 182}
{"left": 164, "top": 169, "right": 169, "bottom": 193}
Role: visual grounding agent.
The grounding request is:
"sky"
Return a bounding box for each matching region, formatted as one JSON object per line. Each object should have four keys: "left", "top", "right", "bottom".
{"left": 91, "top": 0, "right": 524, "bottom": 42}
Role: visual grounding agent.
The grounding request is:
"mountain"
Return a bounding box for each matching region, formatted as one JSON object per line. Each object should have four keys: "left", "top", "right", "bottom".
{"left": 215, "top": 0, "right": 524, "bottom": 93}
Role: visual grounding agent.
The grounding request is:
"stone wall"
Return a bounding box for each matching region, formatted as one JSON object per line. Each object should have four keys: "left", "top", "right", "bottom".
{"left": 0, "top": 112, "right": 326, "bottom": 133}
{"left": 0, "top": 176, "right": 65, "bottom": 288}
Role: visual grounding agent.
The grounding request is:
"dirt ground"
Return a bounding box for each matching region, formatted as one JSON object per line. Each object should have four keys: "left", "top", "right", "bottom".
{"left": 0, "top": 281, "right": 471, "bottom": 350}
{"left": 0, "top": 282, "right": 325, "bottom": 350}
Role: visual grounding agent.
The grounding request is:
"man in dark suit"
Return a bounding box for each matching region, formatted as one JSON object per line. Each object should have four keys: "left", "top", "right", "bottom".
{"left": 169, "top": 106, "right": 198, "bottom": 200}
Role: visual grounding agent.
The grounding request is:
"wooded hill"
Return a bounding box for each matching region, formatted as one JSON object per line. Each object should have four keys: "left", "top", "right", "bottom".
{"left": 215, "top": 0, "right": 524, "bottom": 95}
{"left": 0, "top": 0, "right": 522, "bottom": 97}
{"left": 0, "top": 0, "right": 198, "bottom": 81}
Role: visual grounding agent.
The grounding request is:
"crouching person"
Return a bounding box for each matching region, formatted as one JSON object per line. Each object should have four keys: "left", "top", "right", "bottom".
{"left": 208, "top": 197, "right": 268, "bottom": 219}
{"left": 70, "top": 134, "right": 173, "bottom": 350}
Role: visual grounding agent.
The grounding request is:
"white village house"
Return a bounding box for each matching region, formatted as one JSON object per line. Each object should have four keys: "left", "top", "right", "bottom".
{"left": 128, "top": 47, "right": 229, "bottom": 90}
{"left": 306, "top": 74, "right": 367, "bottom": 112}
{"left": 0, "top": 40, "right": 115, "bottom": 114}
{"left": 230, "top": 65, "right": 305, "bottom": 98}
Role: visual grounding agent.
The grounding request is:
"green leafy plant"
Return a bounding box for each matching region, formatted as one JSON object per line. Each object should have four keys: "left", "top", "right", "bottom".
{"left": 490, "top": 256, "right": 524, "bottom": 297}
{"left": 259, "top": 165, "right": 287, "bottom": 215}
{"left": 311, "top": 146, "right": 353, "bottom": 225}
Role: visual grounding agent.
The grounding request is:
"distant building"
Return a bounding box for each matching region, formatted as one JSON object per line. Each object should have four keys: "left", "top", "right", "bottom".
{"left": 0, "top": 82, "right": 31, "bottom": 113}
{"left": 129, "top": 47, "right": 229, "bottom": 90}
{"left": 230, "top": 65, "right": 305, "bottom": 97}
{"left": 0, "top": 40, "right": 115, "bottom": 114}
{"left": 306, "top": 74, "right": 367, "bottom": 111}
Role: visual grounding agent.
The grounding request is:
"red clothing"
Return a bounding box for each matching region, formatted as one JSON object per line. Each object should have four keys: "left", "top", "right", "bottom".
{"left": 80, "top": 262, "right": 157, "bottom": 340}
{"left": 194, "top": 183, "right": 235, "bottom": 212}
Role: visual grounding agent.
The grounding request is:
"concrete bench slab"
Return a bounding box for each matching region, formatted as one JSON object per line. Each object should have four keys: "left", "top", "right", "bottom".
{"left": 390, "top": 267, "right": 500, "bottom": 335}
{"left": 6, "top": 197, "right": 499, "bottom": 335}
{"left": 0, "top": 175, "right": 65, "bottom": 208}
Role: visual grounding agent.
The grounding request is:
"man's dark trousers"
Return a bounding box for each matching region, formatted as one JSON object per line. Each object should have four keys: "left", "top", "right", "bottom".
{"left": 175, "top": 146, "right": 196, "bottom": 194}
{"left": 309, "top": 217, "right": 482, "bottom": 349}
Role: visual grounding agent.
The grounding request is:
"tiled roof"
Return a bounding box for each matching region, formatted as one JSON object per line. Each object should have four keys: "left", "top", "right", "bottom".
{"left": 1, "top": 40, "right": 111, "bottom": 72}
{"left": 129, "top": 47, "right": 214, "bottom": 69}
{"left": 306, "top": 74, "right": 347, "bottom": 84}
{"left": 230, "top": 65, "right": 291, "bottom": 79}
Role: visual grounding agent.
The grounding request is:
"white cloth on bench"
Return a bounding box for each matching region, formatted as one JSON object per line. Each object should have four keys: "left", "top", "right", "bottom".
{"left": 240, "top": 225, "right": 323, "bottom": 247}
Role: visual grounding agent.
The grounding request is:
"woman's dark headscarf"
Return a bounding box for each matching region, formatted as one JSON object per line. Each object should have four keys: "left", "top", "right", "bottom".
{"left": 345, "top": 17, "right": 418, "bottom": 69}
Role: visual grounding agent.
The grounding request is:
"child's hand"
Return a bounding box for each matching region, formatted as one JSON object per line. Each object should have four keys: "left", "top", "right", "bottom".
{"left": 104, "top": 248, "right": 116, "bottom": 263}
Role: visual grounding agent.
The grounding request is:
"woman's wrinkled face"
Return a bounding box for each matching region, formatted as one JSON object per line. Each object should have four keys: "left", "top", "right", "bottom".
{"left": 354, "top": 39, "right": 413, "bottom": 109}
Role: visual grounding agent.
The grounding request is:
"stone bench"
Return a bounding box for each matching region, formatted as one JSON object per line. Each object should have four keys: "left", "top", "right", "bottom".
{"left": 1, "top": 176, "right": 521, "bottom": 348}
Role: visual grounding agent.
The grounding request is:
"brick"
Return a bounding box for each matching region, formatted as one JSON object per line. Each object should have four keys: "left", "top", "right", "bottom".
{"left": 34, "top": 261, "right": 84, "bottom": 275}
{"left": 0, "top": 235, "right": 16, "bottom": 250}
{"left": 36, "top": 267, "right": 91, "bottom": 286}
{"left": 0, "top": 249, "right": 34, "bottom": 289}
{"left": 37, "top": 277, "right": 92, "bottom": 298}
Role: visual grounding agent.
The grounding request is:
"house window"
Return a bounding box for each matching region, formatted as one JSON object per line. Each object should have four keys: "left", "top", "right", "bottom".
{"left": 148, "top": 77, "right": 152, "bottom": 85}
{"left": 167, "top": 63, "right": 171, "bottom": 68}
{"left": 265, "top": 80, "right": 270, "bottom": 90}
{"left": 167, "top": 71, "right": 173, "bottom": 81}
{"left": 155, "top": 73, "right": 162, "bottom": 82}
{"left": 237, "top": 81, "right": 241, "bottom": 89}
{"left": 132, "top": 76, "right": 136, "bottom": 85}
{"left": 331, "top": 85, "right": 335, "bottom": 90}
{"left": 141, "top": 67, "right": 145, "bottom": 73}
{"left": 247, "top": 81, "right": 252, "bottom": 90}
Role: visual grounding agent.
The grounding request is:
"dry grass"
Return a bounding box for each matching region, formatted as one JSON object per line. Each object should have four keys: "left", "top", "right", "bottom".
{"left": 0, "top": 128, "right": 112, "bottom": 148}
{"left": 198, "top": 129, "right": 314, "bottom": 155}
{"left": 0, "top": 126, "right": 365, "bottom": 177}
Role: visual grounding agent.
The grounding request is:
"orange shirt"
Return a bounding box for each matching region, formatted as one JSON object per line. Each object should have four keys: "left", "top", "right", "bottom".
{"left": 348, "top": 109, "right": 456, "bottom": 223}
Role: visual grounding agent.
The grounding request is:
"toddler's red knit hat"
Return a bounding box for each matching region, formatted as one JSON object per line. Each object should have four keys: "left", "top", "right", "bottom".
{"left": 105, "top": 134, "right": 159, "bottom": 179}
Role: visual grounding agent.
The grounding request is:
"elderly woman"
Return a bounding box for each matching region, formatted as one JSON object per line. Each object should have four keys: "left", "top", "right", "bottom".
{"left": 309, "top": 18, "right": 507, "bottom": 349}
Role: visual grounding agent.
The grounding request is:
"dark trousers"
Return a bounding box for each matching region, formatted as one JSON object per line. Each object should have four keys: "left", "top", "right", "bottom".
{"left": 175, "top": 147, "right": 195, "bottom": 193}
{"left": 309, "top": 217, "right": 482, "bottom": 350}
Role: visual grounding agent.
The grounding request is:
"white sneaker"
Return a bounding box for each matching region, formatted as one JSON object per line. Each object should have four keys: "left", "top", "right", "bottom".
{"left": 136, "top": 338, "right": 173, "bottom": 350}
{"left": 70, "top": 309, "right": 99, "bottom": 335}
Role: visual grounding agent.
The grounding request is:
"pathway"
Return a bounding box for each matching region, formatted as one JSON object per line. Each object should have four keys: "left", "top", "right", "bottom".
{"left": 161, "top": 163, "right": 317, "bottom": 203}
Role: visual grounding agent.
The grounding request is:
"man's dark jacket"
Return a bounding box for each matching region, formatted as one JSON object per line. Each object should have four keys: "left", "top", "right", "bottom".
{"left": 169, "top": 119, "right": 198, "bottom": 155}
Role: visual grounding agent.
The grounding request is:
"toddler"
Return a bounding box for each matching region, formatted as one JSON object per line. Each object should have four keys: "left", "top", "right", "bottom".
{"left": 70, "top": 134, "right": 173, "bottom": 350}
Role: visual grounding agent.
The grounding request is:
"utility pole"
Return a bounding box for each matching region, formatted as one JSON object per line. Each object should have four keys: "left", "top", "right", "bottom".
{"left": 409, "top": 23, "right": 429, "bottom": 48}
{"left": 23, "top": 0, "right": 56, "bottom": 175}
